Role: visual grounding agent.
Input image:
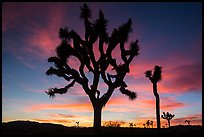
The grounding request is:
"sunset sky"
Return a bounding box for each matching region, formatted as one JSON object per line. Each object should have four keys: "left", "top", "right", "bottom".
{"left": 2, "top": 2, "right": 202, "bottom": 127}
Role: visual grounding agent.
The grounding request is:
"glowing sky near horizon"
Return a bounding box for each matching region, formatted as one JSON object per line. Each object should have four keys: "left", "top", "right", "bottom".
{"left": 2, "top": 2, "right": 202, "bottom": 127}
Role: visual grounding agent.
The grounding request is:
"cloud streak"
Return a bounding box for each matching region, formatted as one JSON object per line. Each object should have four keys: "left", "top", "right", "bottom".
{"left": 2, "top": 3, "right": 68, "bottom": 69}
{"left": 25, "top": 103, "right": 93, "bottom": 113}
{"left": 170, "top": 113, "right": 202, "bottom": 126}
{"left": 33, "top": 119, "right": 73, "bottom": 124}
{"left": 25, "top": 92, "right": 188, "bottom": 114}
{"left": 128, "top": 56, "right": 202, "bottom": 94}
{"left": 33, "top": 113, "right": 93, "bottom": 127}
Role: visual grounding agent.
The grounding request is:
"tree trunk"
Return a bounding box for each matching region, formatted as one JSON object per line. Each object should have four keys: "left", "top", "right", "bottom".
{"left": 168, "top": 120, "right": 171, "bottom": 128}
{"left": 93, "top": 105, "right": 102, "bottom": 128}
{"left": 153, "top": 83, "right": 161, "bottom": 134}
{"left": 92, "top": 104, "right": 102, "bottom": 135}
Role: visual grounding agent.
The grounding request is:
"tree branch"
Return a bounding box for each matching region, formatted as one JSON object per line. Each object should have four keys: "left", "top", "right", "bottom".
{"left": 120, "top": 41, "right": 128, "bottom": 63}
{"left": 48, "top": 56, "right": 71, "bottom": 70}
{"left": 101, "top": 71, "right": 111, "bottom": 85}
{"left": 46, "top": 67, "right": 74, "bottom": 81}
{"left": 119, "top": 86, "right": 137, "bottom": 100}
{"left": 45, "top": 80, "right": 76, "bottom": 97}
{"left": 100, "top": 86, "right": 115, "bottom": 107}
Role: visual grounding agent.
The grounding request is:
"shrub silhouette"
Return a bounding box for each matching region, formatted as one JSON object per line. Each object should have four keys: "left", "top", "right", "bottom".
{"left": 103, "top": 121, "right": 123, "bottom": 127}
{"left": 161, "top": 112, "right": 175, "bottom": 128}
{"left": 145, "top": 65, "right": 162, "bottom": 132}
{"left": 45, "top": 3, "right": 139, "bottom": 128}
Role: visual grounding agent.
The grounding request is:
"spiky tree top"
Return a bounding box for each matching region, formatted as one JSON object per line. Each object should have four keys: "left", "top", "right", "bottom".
{"left": 45, "top": 3, "right": 139, "bottom": 106}
{"left": 145, "top": 65, "right": 162, "bottom": 84}
{"left": 161, "top": 112, "right": 175, "bottom": 121}
{"left": 185, "top": 120, "right": 191, "bottom": 125}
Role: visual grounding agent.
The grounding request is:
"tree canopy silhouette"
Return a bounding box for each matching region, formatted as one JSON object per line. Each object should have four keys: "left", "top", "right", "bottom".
{"left": 45, "top": 3, "right": 139, "bottom": 128}
{"left": 145, "top": 65, "right": 162, "bottom": 133}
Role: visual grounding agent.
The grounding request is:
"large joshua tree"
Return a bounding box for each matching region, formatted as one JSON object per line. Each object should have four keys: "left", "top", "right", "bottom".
{"left": 145, "top": 65, "right": 162, "bottom": 132}
{"left": 45, "top": 4, "right": 139, "bottom": 128}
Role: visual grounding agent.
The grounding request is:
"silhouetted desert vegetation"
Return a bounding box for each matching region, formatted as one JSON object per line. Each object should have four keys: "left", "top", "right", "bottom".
{"left": 2, "top": 121, "right": 202, "bottom": 135}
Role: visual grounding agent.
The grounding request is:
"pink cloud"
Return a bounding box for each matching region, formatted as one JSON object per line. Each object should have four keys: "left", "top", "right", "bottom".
{"left": 137, "top": 97, "right": 186, "bottom": 111}
{"left": 160, "top": 63, "right": 202, "bottom": 93}
{"left": 2, "top": 3, "right": 67, "bottom": 31}
{"left": 25, "top": 95, "right": 136, "bottom": 114}
{"left": 24, "top": 5, "right": 66, "bottom": 59}
{"left": 32, "top": 119, "right": 74, "bottom": 125}
{"left": 25, "top": 96, "right": 135, "bottom": 113}
{"left": 25, "top": 29, "right": 58, "bottom": 58}
{"left": 25, "top": 103, "right": 93, "bottom": 113}
{"left": 48, "top": 113, "right": 76, "bottom": 118}
{"left": 2, "top": 3, "right": 69, "bottom": 67}
{"left": 3, "top": 3, "right": 86, "bottom": 70}
{"left": 127, "top": 54, "right": 201, "bottom": 94}
{"left": 103, "top": 95, "right": 187, "bottom": 114}
{"left": 160, "top": 97, "right": 186, "bottom": 110}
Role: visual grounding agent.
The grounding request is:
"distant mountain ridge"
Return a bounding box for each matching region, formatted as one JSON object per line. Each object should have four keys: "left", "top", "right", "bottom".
{"left": 2, "top": 120, "right": 71, "bottom": 135}
{"left": 2, "top": 120, "right": 66, "bottom": 127}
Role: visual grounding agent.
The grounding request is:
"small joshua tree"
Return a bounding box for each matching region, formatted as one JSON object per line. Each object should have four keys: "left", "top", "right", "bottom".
{"left": 146, "top": 120, "right": 153, "bottom": 128}
{"left": 143, "top": 123, "right": 146, "bottom": 128}
{"left": 146, "top": 120, "right": 150, "bottom": 128}
{"left": 185, "top": 120, "right": 191, "bottom": 126}
{"left": 129, "top": 122, "right": 133, "bottom": 128}
{"left": 161, "top": 112, "right": 175, "bottom": 128}
{"left": 76, "top": 121, "right": 79, "bottom": 127}
{"left": 150, "top": 120, "right": 153, "bottom": 128}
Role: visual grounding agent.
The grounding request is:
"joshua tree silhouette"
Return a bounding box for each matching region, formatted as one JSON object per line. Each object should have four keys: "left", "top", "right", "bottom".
{"left": 143, "top": 123, "right": 146, "bottom": 128}
{"left": 129, "top": 122, "right": 133, "bottom": 128}
{"left": 161, "top": 112, "right": 175, "bottom": 128}
{"left": 145, "top": 65, "right": 162, "bottom": 132}
{"left": 146, "top": 120, "right": 150, "bottom": 128}
{"left": 185, "top": 120, "right": 191, "bottom": 125}
{"left": 145, "top": 120, "right": 153, "bottom": 128}
{"left": 45, "top": 3, "right": 139, "bottom": 128}
{"left": 76, "top": 121, "right": 79, "bottom": 127}
{"left": 150, "top": 120, "right": 153, "bottom": 128}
